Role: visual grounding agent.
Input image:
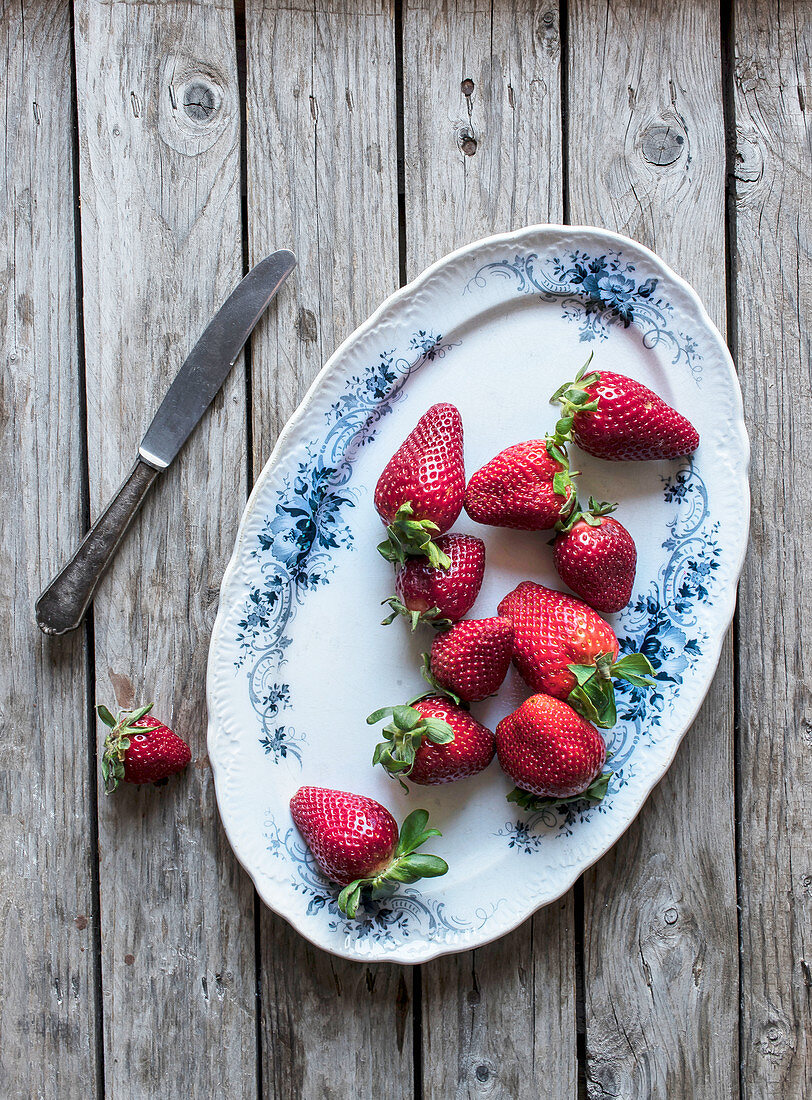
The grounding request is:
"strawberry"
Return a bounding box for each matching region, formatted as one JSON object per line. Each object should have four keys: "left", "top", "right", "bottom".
{"left": 497, "top": 582, "right": 654, "bottom": 728}
{"left": 496, "top": 694, "right": 611, "bottom": 804}
{"left": 553, "top": 498, "right": 637, "bottom": 613}
{"left": 464, "top": 438, "right": 576, "bottom": 530}
{"left": 382, "top": 533, "right": 485, "bottom": 629}
{"left": 551, "top": 354, "right": 699, "bottom": 461}
{"left": 367, "top": 695, "right": 495, "bottom": 786}
{"left": 374, "top": 403, "right": 465, "bottom": 568}
{"left": 425, "top": 616, "right": 514, "bottom": 702}
{"left": 290, "top": 788, "right": 448, "bottom": 917}
{"left": 98, "top": 702, "right": 191, "bottom": 792}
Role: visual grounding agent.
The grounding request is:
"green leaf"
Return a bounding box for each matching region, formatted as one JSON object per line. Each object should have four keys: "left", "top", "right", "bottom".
{"left": 396, "top": 808, "right": 431, "bottom": 855}
{"left": 612, "top": 653, "right": 656, "bottom": 687}
{"left": 367, "top": 705, "right": 396, "bottom": 725}
{"left": 125, "top": 703, "right": 154, "bottom": 724}
{"left": 568, "top": 663, "right": 599, "bottom": 687}
{"left": 392, "top": 705, "right": 421, "bottom": 731}
{"left": 96, "top": 704, "right": 117, "bottom": 728}
{"left": 398, "top": 853, "right": 448, "bottom": 878}
{"left": 338, "top": 881, "right": 364, "bottom": 918}
{"left": 423, "top": 718, "right": 454, "bottom": 745}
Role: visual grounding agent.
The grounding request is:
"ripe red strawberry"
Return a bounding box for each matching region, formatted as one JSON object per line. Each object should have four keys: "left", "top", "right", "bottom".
{"left": 496, "top": 694, "right": 610, "bottom": 804}
{"left": 464, "top": 438, "right": 576, "bottom": 530}
{"left": 497, "top": 582, "right": 653, "bottom": 728}
{"left": 551, "top": 355, "right": 699, "bottom": 460}
{"left": 382, "top": 533, "right": 485, "bottom": 629}
{"left": 553, "top": 498, "right": 637, "bottom": 613}
{"left": 290, "top": 788, "right": 448, "bottom": 916}
{"left": 367, "top": 695, "right": 495, "bottom": 785}
{"left": 374, "top": 403, "right": 465, "bottom": 568}
{"left": 98, "top": 702, "right": 191, "bottom": 792}
{"left": 426, "top": 616, "right": 514, "bottom": 702}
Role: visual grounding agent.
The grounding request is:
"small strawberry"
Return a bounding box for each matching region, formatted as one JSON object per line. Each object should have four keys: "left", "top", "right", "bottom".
{"left": 496, "top": 694, "right": 611, "bottom": 805}
{"left": 98, "top": 702, "right": 191, "bottom": 793}
{"left": 367, "top": 695, "right": 495, "bottom": 786}
{"left": 551, "top": 354, "right": 699, "bottom": 461}
{"left": 497, "top": 582, "right": 654, "bottom": 728}
{"left": 382, "top": 533, "right": 485, "bottom": 629}
{"left": 424, "top": 616, "right": 514, "bottom": 702}
{"left": 374, "top": 403, "right": 465, "bottom": 568}
{"left": 290, "top": 788, "right": 448, "bottom": 917}
{"left": 553, "top": 498, "right": 637, "bottom": 613}
{"left": 464, "top": 438, "right": 576, "bottom": 530}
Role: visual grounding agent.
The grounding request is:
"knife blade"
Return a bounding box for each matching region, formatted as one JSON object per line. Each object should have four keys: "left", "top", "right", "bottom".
{"left": 36, "top": 249, "right": 296, "bottom": 636}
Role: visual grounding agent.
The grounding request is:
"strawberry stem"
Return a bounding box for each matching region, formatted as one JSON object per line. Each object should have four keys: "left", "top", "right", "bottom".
{"left": 380, "top": 597, "right": 452, "bottom": 632}
{"left": 549, "top": 352, "right": 601, "bottom": 440}
{"left": 566, "top": 653, "right": 655, "bottom": 729}
{"left": 377, "top": 502, "right": 452, "bottom": 569}
{"left": 367, "top": 701, "right": 455, "bottom": 789}
{"left": 555, "top": 495, "right": 618, "bottom": 535}
{"left": 337, "top": 808, "right": 448, "bottom": 917}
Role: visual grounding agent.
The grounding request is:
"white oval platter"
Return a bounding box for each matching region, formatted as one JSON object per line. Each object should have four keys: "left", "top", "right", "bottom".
{"left": 207, "top": 225, "right": 749, "bottom": 963}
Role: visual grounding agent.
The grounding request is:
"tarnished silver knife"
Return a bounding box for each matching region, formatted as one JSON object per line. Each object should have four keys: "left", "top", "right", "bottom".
{"left": 36, "top": 249, "right": 297, "bottom": 636}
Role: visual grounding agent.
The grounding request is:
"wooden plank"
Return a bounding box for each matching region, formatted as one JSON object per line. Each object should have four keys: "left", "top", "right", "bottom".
{"left": 732, "top": 2, "right": 811, "bottom": 1095}
{"left": 0, "top": 3, "right": 100, "bottom": 1095}
{"left": 244, "top": 2, "right": 411, "bottom": 1094}
{"left": 72, "top": 2, "right": 257, "bottom": 1095}
{"left": 566, "top": 1, "right": 739, "bottom": 1095}
{"left": 402, "top": 3, "right": 577, "bottom": 1097}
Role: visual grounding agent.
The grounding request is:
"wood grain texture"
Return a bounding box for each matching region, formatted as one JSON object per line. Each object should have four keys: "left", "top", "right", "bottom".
{"left": 403, "top": 4, "right": 576, "bottom": 1097}
{"left": 0, "top": 3, "right": 99, "bottom": 1095}
{"left": 567, "top": 1, "right": 739, "bottom": 1096}
{"left": 732, "top": 1, "right": 812, "bottom": 1095}
{"left": 244, "top": 3, "right": 410, "bottom": 1094}
{"left": 72, "top": 1, "right": 257, "bottom": 1095}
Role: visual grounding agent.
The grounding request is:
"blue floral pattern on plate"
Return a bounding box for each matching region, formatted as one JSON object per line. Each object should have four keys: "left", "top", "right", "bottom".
{"left": 467, "top": 250, "right": 702, "bottom": 376}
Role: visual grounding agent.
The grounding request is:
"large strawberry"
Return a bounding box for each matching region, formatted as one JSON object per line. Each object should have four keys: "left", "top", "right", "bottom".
{"left": 551, "top": 354, "right": 699, "bottom": 460}
{"left": 98, "top": 702, "right": 191, "bottom": 793}
{"left": 496, "top": 694, "right": 611, "bottom": 805}
{"left": 290, "top": 787, "right": 448, "bottom": 916}
{"left": 464, "top": 438, "right": 576, "bottom": 530}
{"left": 367, "top": 695, "right": 495, "bottom": 786}
{"left": 553, "top": 498, "right": 637, "bottom": 613}
{"left": 374, "top": 403, "right": 465, "bottom": 568}
{"left": 497, "top": 582, "right": 653, "bottom": 728}
{"left": 425, "top": 616, "right": 514, "bottom": 702}
{"left": 382, "top": 533, "right": 485, "bottom": 629}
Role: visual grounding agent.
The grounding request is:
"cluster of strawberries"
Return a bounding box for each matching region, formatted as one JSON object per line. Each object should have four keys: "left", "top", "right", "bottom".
{"left": 291, "top": 359, "right": 700, "bottom": 917}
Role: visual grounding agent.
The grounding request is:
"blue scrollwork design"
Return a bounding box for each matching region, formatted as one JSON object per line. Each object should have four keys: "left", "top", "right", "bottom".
{"left": 467, "top": 249, "right": 702, "bottom": 377}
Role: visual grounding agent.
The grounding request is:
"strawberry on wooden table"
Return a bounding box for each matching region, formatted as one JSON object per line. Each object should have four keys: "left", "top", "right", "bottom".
{"left": 425, "top": 616, "right": 514, "bottom": 702}
{"left": 496, "top": 694, "right": 611, "bottom": 807}
{"left": 382, "top": 532, "right": 485, "bottom": 629}
{"left": 497, "top": 581, "right": 654, "bottom": 728}
{"left": 553, "top": 498, "right": 637, "bottom": 613}
{"left": 464, "top": 438, "right": 576, "bottom": 530}
{"left": 374, "top": 402, "right": 465, "bottom": 569}
{"left": 289, "top": 787, "right": 448, "bottom": 917}
{"left": 98, "top": 702, "right": 191, "bottom": 792}
{"left": 551, "top": 353, "right": 700, "bottom": 461}
{"left": 367, "top": 695, "right": 495, "bottom": 786}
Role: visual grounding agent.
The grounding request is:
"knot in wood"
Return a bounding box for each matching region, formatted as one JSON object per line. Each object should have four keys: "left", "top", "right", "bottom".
{"left": 183, "top": 81, "right": 218, "bottom": 121}
{"left": 461, "top": 78, "right": 474, "bottom": 96}
{"left": 663, "top": 906, "right": 678, "bottom": 924}
{"left": 641, "top": 122, "right": 685, "bottom": 166}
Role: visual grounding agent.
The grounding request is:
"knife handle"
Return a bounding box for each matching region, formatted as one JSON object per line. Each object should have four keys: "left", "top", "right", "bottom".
{"left": 36, "top": 459, "right": 160, "bottom": 636}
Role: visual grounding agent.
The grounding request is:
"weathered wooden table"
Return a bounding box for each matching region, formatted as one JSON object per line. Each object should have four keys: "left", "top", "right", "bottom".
{"left": 3, "top": 0, "right": 809, "bottom": 1096}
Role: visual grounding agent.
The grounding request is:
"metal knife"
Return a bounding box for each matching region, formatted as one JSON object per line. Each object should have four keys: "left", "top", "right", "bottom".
{"left": 36, "top": 249, "right": 297, "bottom": 636}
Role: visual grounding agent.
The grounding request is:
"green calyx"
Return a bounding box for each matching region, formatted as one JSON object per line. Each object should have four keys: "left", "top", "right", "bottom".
{"left": 555, "top": 495, "right": 618, "bottom": 535}
{"left": 380, "top": 597, "right": 452, "bottom": 632}
{"left": 367, "top": 698, "right": 456, "bottom": 789}
{"left": 566, "top": 652, "right": 656, "bottom": 729}
{"left": 377, "top": 502, "right": 451, "bottom": 570}
{"left": 544, "top": 437, "right": 579, "bottom": 520}
{"left": 549, "top": 352, "right": 601, "bottom": 442}
{"left": 337, "top": 808, "right": 449, "bottom": 917}
{"left": 419, "top": 652, "right": 461, "bottom": 706}
{"left": 98, "top": 701, "right": 154, "bottom": 794}
{"left": 507, "top": 768, "right": 613, "bottom": 813}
